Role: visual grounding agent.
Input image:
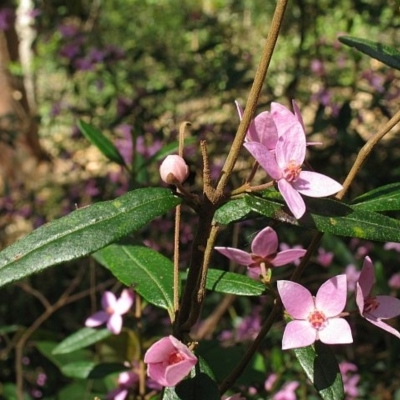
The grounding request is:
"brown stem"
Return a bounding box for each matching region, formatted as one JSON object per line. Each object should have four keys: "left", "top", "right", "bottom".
{"left": 215, "top": 0, "right": 289, "bottom": 199}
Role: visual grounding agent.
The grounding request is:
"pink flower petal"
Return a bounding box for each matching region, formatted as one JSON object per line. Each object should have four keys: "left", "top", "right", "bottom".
{"left": 369, "top": 296, "right": 400, "bottom": 319}
{"left": 282, "top": 320, "right": 317, "bottom": 349}
{"left": 293, "top": 171, "right": 342, "bottom": 197}
{"left": 278, "top": 179, "right": 306, "bottom": 219}
{"left": 358, "top": 256, "right": 375, "bottom": 297}
{"left": 315, "top": 275, "right": 347, "bottom": 317}
{"left": 270, "top": 102, "right": 300, "bottom": 137}
{"left": 144, "top": 337, "right": 176, "bottom": 363}
{"left": 318, "top": 318, "right": 353, "bottom": 344}
{"left": 164, "top": 359, "right": 197, "bottom": 386}
{"left": 275, "top": 123, "right": 306, "bottom": 167}
{"left": 251, "top": 227, "right": 278, "bottom": 257}
{"left": 108, "top": 313, "right": 123, "bottom": 334}
{"left": 244, "top": 142, "right": 282, "bottom": 180}
{"left": 277, "top": 280, "right": 314, "bottom": 318}
{"left": 364, "top": 316, "right": 400, "bottom": 338}
{"left": 214, "top": 247, "right": 253, "bottom": 266}
{"left": 291, "top": 100, "right": 306, "bottom": 132}
{"left": 115, "top": 289, "right": 134, "bottom": 315}
{"left": 85, "top": 311, "right": 109, "bottom": 327}
{"left": 355, "top": 282, "right": 365, "bottom": 315}
{"left": 273, "top": 249, "right": 306, "bottom": 266}
{"left": 102, "top": 291, "right": 117, "bottom": 310}
{"left": 252, "top": 112, "right": 279, "bottom": 150}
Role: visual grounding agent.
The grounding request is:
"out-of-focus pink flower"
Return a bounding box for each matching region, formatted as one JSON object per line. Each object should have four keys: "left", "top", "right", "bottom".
{"left": 85, "top": 289, "right": 134, "bottom": 334}
{"left": 356, "top": 256, "right": 400, "bottom": 338}
{"left": 159, "top": 155, "right": 189, "bottom": 184}
{"left": 265, "top": 373, "right": 278, "bottom": 391}
{"left": 0, "top": 8, "right": 15, "bottom": 31}
{"left": 389, "top": 273, "right": 400, "bottom": 290}
{"left": 215, "top": 226, "right": 306, "bottom": 276}
{"left": 144, "top": 335, "right": 197, "bottom": 387}
{"left": 384, "top": 242, "right": 400, "bottom": 253}
{"left": 106, "top": 371, "right": 138, "bottom": 400}
{"left": 244, "top": 102, "right": 342, "bottom": 219}
{"left": 316, "top": 247, "right": 334, "bottom": 267}
{"left": 273, "top": 381, "right": 299, "bottom": 400}
{"left": 345, "top": 264, "right": 360, "bottom": 293}
{"left": 339, "top": 361, "right": 360, "bottom": 399}
{"left": 277, "top": 275, "right": 353, "bottom": 349}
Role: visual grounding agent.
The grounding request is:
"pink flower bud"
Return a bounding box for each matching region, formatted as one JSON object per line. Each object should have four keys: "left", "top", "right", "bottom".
{"left": 144, "top": 335, "right": 197, "bottom": 387}
{"left": 159, "top": 155, "right": 189, "bottom": 184}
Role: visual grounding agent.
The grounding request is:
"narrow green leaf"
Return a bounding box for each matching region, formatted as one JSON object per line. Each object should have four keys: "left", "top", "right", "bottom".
{"left": 93, "top": 245, "right": 175, "bottom": 319}
{"left": 52, "top": 328, "right": 112, "bottom": 355}
{"left": 351, "top": 182, "right": 400, "bottom": 212}
{"left": 0, "top": 188, "right": 181, "bottom": 287}
{"left": 338, "top": 36, "right": 400, "bottom": 70}
{"left": 246, "top": 194, "right": 400, "bottom": 242}
{"left": 163, "top": 356, "right": 219, "bottom": 400}
{"left": 77, "top": 119, "right": 126, "bottom": 166}
{"left": 36, "top": 341, "right": 91, "bottom": 369}
{"left": 203, "top": 269, "right": 266, "bottom": 296}
{"left": 294, "top": 342, "right": 344, "bottom": 400}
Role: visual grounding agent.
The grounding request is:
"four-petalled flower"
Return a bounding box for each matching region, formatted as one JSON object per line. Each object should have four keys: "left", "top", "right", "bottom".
{"left": 356, "top": 256, "right": 400, "bottom": 338}
{"left": 277, "top": 275, "right": 353, "bottom": 349}
{"left": 215, "top": 226, "right": 306, "bottom": 276}
{"left": 85, "top": 289, "right": 134, "bottom": 335}
{"left": 244, "top": 102, "right": 342, "bottom": 219}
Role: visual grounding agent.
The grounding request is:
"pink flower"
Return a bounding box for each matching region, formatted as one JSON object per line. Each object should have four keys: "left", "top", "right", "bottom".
{"left": 106, "top": 371, "right": 138, "bottom": 400}
{"left": 356, "top": 256, "right": 400, "bottom": 338}
{"left": 244, "top": 102, "right": 342, "bottom": 219}
{"left": 389, "top": 273, "right": 400, "bottom": 290}
{"left": 277, "top": 275, "right": 353, "bottom": 349}
{"left": 215, "top": 226, "right": 306, "bottom": 276}
{"left": 159, "top": 155, "right": 189, "bottom": 184}
{"left": 316, "top": 247, "right": 334, "bottom": 267}
{"left": 345, "top": 264, "right": 360, "bottom": 293}
{"left": 144, "top": 335, "right": 197, "bottom": 387}
{"left": 85, "top": 289, "right": 134, "bottom": 334}
{"left": 273, "top": 381, "right": 299, "bottom": 400}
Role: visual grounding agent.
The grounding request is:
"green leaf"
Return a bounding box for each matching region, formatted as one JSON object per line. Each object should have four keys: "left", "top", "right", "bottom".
{"left": 338, "top": 36, "right": 400, "bottom": 70}
{"left": 61, "top": 361, "right": 126, "bottom": 379}
{"left": 0, "top": 188, "right": 181, "bottom": 287}
{"left": 77, "top": 119, "right": 127, "bottom": 166}
{"left": 245, "top": 194, "right": 400, "bottom": 242}
{"left": 163, "top": 356, "right": 219, "bottom": 400}
{"left": 351, "top": 182, "right": 400, "bottom": 212}
{"left": 93, "top": 245, "right": 175, "bottom": 318}
{"left": 36, "top": 341, "right": 92, "bottom": 369}
{"left": 203, "top": 269, "right": 266, "bottom": 296}
{"left": 294, "top": 341, "right": 344, "bottom": 400}
{"left": 52, "top": 328, "right": 112, "bottom": 355}
{"left": 214, "top": 197, "right": 254, "bottom": 225}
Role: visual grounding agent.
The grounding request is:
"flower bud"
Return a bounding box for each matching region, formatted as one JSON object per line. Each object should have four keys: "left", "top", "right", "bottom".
{"left": 159, "top": 155, "right": 189, "bottom": 184}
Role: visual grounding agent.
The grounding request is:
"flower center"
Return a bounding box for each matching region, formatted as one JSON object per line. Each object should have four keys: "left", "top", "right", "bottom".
{"left": 308, "top": 310, "right": 327, "bottom": 330}
{"left": 283, "top": 160, "right": 301, "bottom": 182}
{"left": 251, "top": 254, "right": 276, "bottom": 268}
{"left": 168, "top": 351, "right": 185, "bottom": 365}
{"left": 364, "top": 296, "right": 379, "bottom": 313}
{"left": 106, "top": 306, "right": 114, "bottom": 315}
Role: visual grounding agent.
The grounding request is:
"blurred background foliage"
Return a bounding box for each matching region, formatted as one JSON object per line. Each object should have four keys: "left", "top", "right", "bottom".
{"left": 1, "top": 0, "right": 400, "bottom": 399}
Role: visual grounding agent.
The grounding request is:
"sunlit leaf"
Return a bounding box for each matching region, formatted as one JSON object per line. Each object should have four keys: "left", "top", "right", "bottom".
{"left": 77, "top": 119, "right": 127, "bottom": 166}
{"left": 351, "top": 182, "right": 400, "bottom": 212}
{"left": 245, "top": 193, "right": 400, "bottom": 242}
{"left": 0, "top": 188, "right": 181, "bottom": 287}
{"left": 338, "top": 36, "right": 400, "bottom": 70}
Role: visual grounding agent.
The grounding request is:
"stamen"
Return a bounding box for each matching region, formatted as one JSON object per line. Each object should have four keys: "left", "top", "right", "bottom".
{"left": 283, "top": 160, "right": 301, "bottom": 182}
{"left": 308, "top": 310, "right": 327, "bottom": 330}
